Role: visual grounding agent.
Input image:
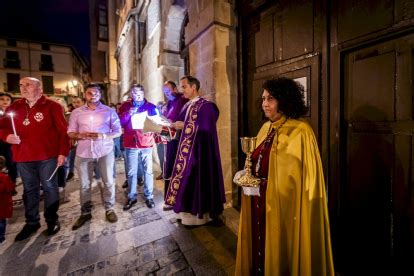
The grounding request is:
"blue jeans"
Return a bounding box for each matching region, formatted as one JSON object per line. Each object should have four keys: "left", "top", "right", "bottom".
{"left": 0, "top": 219, "right": 6, "bottom": 242}
{"left": 68, "top": 147, "right": 76, "bottom": 175}
{"left": 17, "top": 158, "right": 60, "bottom": 225}
{"left": 125, "top": 148, "right": 153, "bottom": 200}
{"left": 75, "top": 152, "right": 116, "bottom": 215}
{"left": 113, "top": 137, "right": 122, "bottom": 159}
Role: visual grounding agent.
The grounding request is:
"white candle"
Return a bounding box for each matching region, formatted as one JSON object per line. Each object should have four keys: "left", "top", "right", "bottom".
{"left": 8, "top": 112, "right": 17, "bottom": 136}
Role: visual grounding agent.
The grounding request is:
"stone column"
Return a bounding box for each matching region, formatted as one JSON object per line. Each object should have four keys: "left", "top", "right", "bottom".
{"left": 185, "top": 0, "right": 238, "bottom": 206}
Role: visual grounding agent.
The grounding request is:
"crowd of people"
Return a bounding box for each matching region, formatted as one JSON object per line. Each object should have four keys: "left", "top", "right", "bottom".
{"left": 0, "top": 75, "right": 226, "bottom": 243}
{"left": 0, "top": 75, "right": 334, "bottom": 275}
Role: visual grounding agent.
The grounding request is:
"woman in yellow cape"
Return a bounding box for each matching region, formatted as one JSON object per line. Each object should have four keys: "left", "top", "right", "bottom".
{"left": 235, "top": 78, "right": 334, "bottom": 275}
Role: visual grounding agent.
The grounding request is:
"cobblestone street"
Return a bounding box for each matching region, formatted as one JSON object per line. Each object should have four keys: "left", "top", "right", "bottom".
{"left": 0, "top": 160, "right": 237, "bottom": 275}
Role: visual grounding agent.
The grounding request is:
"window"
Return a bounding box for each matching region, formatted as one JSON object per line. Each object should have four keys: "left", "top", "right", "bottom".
{"left": 42, "top": 43, "right": 50, "bottom": 50}
{"left": 6, "top": 73, "right": 20, "bottom": 93}
{"left": 99, "top": 25, "right": 108, "bottom": 40}
{"left": 98, "top": 3, "right": 108, "bottom": 40}
{"left": 7, "top": 39, "right": 16, "bottom": 47}
{"left": 41, "top": 76, "right": 54, "bottom": 94}
{"left": 4, "top": 51, "right": 20, "bottom": 69}
{"left": 40, "top": 54, "right": 54, "bottom": 71}
{"left": 139, "top": 21, "right": 147, "bottom": 51}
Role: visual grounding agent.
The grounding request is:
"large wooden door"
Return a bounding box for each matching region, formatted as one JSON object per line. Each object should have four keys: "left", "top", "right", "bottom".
{"left": 340, "top": 34, "right": 414, "bottom": 274}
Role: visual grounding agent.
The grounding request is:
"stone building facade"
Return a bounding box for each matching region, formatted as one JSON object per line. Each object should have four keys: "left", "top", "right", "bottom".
{"left": 0, "top": 37, "right": 87, "bottom": 98}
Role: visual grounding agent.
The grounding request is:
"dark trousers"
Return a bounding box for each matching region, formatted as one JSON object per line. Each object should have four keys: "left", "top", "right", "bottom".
{"left": 17, "top": 158, "right": 60, "bottom": 225}
{"left": 0, "top": 219, "right": 6, "bottom": 242}
{"left": 0, "top": 142, "right": 17, "bottom": 183}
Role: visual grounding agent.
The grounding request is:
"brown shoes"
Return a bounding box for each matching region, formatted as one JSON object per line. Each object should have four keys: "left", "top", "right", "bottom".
{"left": 72, "top": 214, "right": 92, "bottom": 230}
{"left": 105, "top": 210, "right": 118, "bottom": 223}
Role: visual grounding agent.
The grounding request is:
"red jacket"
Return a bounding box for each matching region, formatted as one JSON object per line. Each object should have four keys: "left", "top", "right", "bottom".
{"left": 0, "top": 172, "right": 15, "bottom": 218}
{"left": 0, "top": 96, "right": 70, "bottom": 162}
{"left": 119, "top": 99, "right": 157, "bottom": 149}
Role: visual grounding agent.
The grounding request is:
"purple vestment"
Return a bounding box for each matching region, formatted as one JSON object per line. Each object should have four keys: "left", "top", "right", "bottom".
{"left": 163, "top": 94, "right": 188, "bottom": 196}
{"left": 165, "top": 97, "right": 225, "bottom": 218}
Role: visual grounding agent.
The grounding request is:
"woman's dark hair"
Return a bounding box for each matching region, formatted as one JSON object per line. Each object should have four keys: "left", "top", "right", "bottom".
{"left": 262, "top": 77, "right": 308, "bottom": 119}
{"left": 0, "top": 92, "right": 13, "bottom": 102}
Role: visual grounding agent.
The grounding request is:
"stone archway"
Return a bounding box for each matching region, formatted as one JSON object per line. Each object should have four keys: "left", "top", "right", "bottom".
{"left": 159, "top": 2, "right": 187, "bottom": 83}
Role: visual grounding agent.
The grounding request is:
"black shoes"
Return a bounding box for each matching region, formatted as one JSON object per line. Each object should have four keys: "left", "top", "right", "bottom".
{"left": 122, "top": 180, "right": 128, "bottom": 189}
{"left": 123, "top": 199, "right": 137, "bottom": 211}
{"left": 15, "top": 223, "right": 41, "bottom": 241}
{"left": 66, "top": 172, "right": 74, "bottom": 181}
{"left": 72, "top": 214, "right": 92, "bottom": 230}
{"left": 163, "top": 204, "right": 173, "bottom": 211}
{"left": 145, "top": 199, "right": 155, "bottom": 208}
{"left": 47, "top": 221, "right": 61, "bottom": 236}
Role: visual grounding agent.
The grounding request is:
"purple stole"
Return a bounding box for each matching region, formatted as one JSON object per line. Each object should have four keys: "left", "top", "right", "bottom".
{"left": 165, "top": 97, "right": 207, "bottom": 206}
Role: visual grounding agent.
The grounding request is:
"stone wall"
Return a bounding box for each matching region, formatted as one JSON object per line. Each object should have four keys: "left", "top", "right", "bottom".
{"left": 185, "top": 0, "right": 238, "bottom": 206}
{"left": 117, "top": 24, "right": 136, "bottom": 98}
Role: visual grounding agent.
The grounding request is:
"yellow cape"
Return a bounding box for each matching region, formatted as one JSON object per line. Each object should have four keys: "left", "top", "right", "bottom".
{"left": 236, "top": 118, "right": 334, "bottom": 276}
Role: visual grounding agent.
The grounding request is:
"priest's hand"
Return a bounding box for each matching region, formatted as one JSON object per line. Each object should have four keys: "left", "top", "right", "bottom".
{"left": 171, "top": 121, "right": 184, "bottom": 130}
{"left": 6, "top": 134, "right": 21, "bottom": 144}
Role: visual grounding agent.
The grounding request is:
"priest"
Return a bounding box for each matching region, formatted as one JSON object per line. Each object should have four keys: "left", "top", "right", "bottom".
{"left": 164, "top": 75, "right": 225, "bottom": 226}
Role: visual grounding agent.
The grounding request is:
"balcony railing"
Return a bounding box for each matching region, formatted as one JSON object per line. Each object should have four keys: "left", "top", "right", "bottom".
{"left": 3, "top": 58, "right": 21, "bottom": 69}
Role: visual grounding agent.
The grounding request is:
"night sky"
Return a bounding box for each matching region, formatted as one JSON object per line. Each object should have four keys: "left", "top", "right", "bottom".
{"left": 0, "top": 0, "right": 90, "bottom": 63}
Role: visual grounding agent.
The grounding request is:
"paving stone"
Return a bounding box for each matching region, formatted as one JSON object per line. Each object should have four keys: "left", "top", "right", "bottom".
{"left": 158, "top": 250, "right": 183, "bottom": 267}
{"left": 131, "top": 220, "right": 170, "bottom": 248}
{"left": 42, "top": 242, "right": 59, "bottom": 254}
{"left": 156, "top": 258, "right": 190, "bottom": 275}
{"left": 171, "top": 228, "right": 201, "bottom": 252}
{"left": 182, "top": 245, "right": 227, "bottom": 276}
{"left": 132, "top": 261, "right": 158, "bottom": 276}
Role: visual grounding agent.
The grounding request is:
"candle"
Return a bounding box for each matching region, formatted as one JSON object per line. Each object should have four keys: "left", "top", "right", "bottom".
{"left": 8, "top": 112, "right": 17, "bottom": 136}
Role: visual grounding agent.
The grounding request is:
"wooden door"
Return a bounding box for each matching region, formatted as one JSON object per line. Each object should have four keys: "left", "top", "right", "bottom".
{"left": 340, "top": 34, "right": 414, "bottom": 274}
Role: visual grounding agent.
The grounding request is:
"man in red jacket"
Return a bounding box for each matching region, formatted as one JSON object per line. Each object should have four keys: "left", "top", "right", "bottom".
{"left": 0, "top": 77, "right": 70, "bottom": 241}
{"left": 119, "top": 84, "right": 157, "bottom": 210}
